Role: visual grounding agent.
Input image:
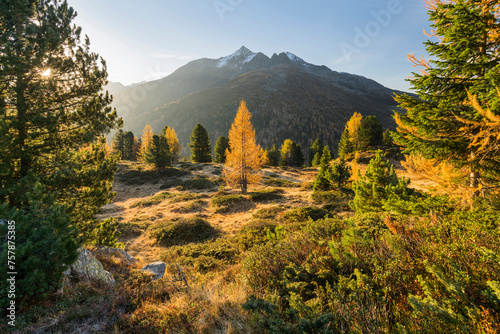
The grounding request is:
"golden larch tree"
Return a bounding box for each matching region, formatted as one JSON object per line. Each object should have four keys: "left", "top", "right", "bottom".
{"left": 280, "top": 139, "right": 294, "bottom": 166}
{"left": 163, "top": 126, "right": 182, "bottom": 162}
{"left": 138, "top": 124, "right": 154, "bottom": 163}
{"left": 224, "top": 100, "right": 264, "bottom": 193}
{"left": 346, "top": 112, "right": 363, "bottom": 149}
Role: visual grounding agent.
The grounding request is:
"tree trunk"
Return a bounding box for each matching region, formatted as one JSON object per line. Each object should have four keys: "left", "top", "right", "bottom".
{"left": 16, "top": 78, "right": 30, "bottom": 179}
{"left": 470, "top": 152, "right": 479, "bottom": 199}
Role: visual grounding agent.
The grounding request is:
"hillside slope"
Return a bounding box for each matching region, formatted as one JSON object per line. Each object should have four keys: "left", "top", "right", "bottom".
{"left": 109, "top": 47, "right": 406, "bottom": 154}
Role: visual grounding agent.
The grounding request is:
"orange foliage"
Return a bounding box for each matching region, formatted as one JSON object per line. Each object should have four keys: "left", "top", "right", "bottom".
{"left": 104, "top": 141, "right": 113, "bottom": 158}
{"left": 346, "top": 112, "right": 363, "bottom": 148}
{"left": 163, "top": 127, "right": 181, "bottom": 161}
{"left": 402, "top": 154, "right": 477, "bottom": 207}
{"left": 456, "top": 92, "right": 500, "bottom": 161}
{"left": 138, "top": 124, "right": 153, "bottom": 163}
{"left": 223, "top": 100, "right": 264, "bottom": 192}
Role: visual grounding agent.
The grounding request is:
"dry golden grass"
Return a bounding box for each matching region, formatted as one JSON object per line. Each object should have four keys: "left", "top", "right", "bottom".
{"left": 101, "top": 162, "right": 318, "bottom": 263}
{"left": 100, "top": 157, "right": 438, "bottom": 264}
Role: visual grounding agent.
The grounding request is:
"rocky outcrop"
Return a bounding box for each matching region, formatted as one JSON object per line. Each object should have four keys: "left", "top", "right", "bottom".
{"left": 64, "top": 247, "right": 115, "bottom": 286}
{"left": 141, "top": 261, "right": 166, "bottom": 280}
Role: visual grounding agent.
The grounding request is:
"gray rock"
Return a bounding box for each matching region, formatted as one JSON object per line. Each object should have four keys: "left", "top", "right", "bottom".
{"left": 141, "top": 261, "right": 166, "bottom": 280}
{"left": 68, "top": 247, "right": 115, "bottom": 285}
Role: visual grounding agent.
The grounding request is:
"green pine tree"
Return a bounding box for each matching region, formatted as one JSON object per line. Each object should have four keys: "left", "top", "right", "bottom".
{"left": 189, "top": 124, "right": 212, "bottom": 163}
{"left": 122, "top": 131, "right": 135, "bottom": 160}
{"left": 393, "top": 1, "right": 500, "bottom": 190}
{"left": 214, "top": 136, "right": 230, "bottom": 163}
{"left": 309, "top": 139, "right": 323, "bottom": 166}
{"left": 313, "top": 146, "right": 333, "bottom": 192}
{"left": 311, "top": 152, "right": 322, "bottom": 167}
{"left": 359, "top": 115, "right": 383, "bottom": 149}
{"left": 268, "top": 144, "right": 280, "bottom": 167}
{"left": 350, "top": 150, "right": 410, "bottom": 213}
{"left": 0, "top": 176, "right": 80, "bottom": 308}
{"left": 338, "top": 127, "right": 354, "bottom": 158}
{"left": 0, "top": 0, "right": 121, "bottom": 246}
{"left": 112, "top": 130, "right": 135, "bottom": 160}
{"left": 111, "top": 129, "right": 125, "bottom": 158}
{"left": 383, "top": 129, "right": 394, "bottom": 147}
{"left": 291, "top": 142, "right": 305, "bottom": 167}
{"left": 144, "top": 134, "right": 171, "bottom": 168}
{"left": 331, "top": 157, "right": 352, "bottom": 190}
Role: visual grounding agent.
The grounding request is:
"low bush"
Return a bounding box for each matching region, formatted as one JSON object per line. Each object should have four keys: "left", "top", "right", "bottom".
{"left": 234, "top": 220, "right": 278, "bottom": 251}
{"left": 241, "top": 218, "right": 342, "bottom": 290}
{"left": 312, "top": 190, "right": 353, "bottom": 212}
{"left": 171, "top": 199, "right": 207, "bottom": 213}
{"left": 239, "top": 219, "right": 277, "bottom": 232}
{"left": 163, "top": 238, "right": 240, "bottom": 273}
{"left": 248, "top": 189, "right": 284, "bottom": 202}
{"left": 252, "top": 205, "right": 288, "bottom": 219}
{"left": 130, "top": 192, "right": 172, "bottom": 208}
{"left": 159, "top": 178, "right": 186, "bottom": 190}
{"left": 210, "top": 194, "right": 251, "bottom": 213}
{"left": 117, "top": 221, "right": 150, "bottom": 239}
{"left": 178, "top": 177, "right": 217, "bottom": 191}
{"left": 311, "top": 190, "right": 352, "bottom": 204}
{"left": 169, "top": 193, "right": 208, "bottom": 203}
{"left": 118, "top": 168, "right": 189, "bottom": 185}
{"left": 281, "top": 206, "right": 330, "bottom": 222}
{"left": 148, "top": 217, "right": 217, "bottom": 247}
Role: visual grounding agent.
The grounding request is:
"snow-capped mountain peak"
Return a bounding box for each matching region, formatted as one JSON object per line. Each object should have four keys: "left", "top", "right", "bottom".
{"left": 217, "top": 46, "right": 257, "bottom": 68}
{"left": 285, "top": 52, "right": 311, "bottom": 68}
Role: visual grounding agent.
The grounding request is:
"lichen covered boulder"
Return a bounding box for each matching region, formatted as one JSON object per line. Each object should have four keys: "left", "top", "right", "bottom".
{"left": 69, "top": 247, "right": 115, "bottom": 285}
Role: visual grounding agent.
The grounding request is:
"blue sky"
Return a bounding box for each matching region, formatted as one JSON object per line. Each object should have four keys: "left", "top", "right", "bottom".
{"left": 70, "top": 0, "right": 432, "bottom": 92}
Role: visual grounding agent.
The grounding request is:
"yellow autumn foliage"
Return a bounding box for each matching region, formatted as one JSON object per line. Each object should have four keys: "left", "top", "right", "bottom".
{"left": 346, "top": 112, "right": 363, "bottom": 148}
{"left": 138, "top": 124, "right": 153, "bottom": 163}
{"left": 223, "top": 100, "right": 264, "bottom": 192}
{"left": 163, "top": 126, "right": 182, "bottom": 161}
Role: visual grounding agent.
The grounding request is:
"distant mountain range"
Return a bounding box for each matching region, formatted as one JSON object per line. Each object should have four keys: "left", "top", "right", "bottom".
{"left": 106, "top": 46, "right": 407, "bottom": 156}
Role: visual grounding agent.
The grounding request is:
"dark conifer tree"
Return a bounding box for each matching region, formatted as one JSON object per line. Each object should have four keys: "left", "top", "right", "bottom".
{"left": 350, "top": 151, "right": 410, "bottom": 213}
{"left": 359, "top": 116, "right": 383, "bottom": 149}
{"left": 0, "top": 0, "right": 120, "bottom": 238}
{"left": 122, "top": 131, "right": 135, "bottom": 160}
{"left": 214, "top": 136, "right": 230, "bottom": 163}
{"left": 338, "top": 127, "right": 353, "bottom": 158}
{"left": 111, "top": 129, "right": 125, "bottom": 158}
{"left": 0, "top": 0, "right": 120, "bottom": 305}
{"left": 144, "top": 135, "right": 171, "bottom": 168}
{"left": 331, "top": 158, "right": 352, "bottom": 190}
{"left": 112, "top": 130, "right": 135, "bottom": 160}
{"left": 383, "top": 129, "right": 394, "bottom": 147}
{"left": 311, "top": 152, "right": 322, "bottom": 167}
{"left": 189, "top": 124, "right": 212, "bottom": 163}
{"left": 309, "top": 139, "right": 323, "bottom": 167}
{"left": 268, "top": 144, "right": 280, "bottom": 167}
{"left": 291, "top": 143, "right": 305, "bottom": 167}
{"left": 313, "top": 146, "right": 333, "bottom": 192}
{"left": 393, "top": 1, "right": 500, "bottom": 189}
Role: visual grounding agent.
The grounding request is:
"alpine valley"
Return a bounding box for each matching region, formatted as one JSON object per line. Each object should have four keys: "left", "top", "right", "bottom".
{"left": 107, "top": 46, "right": 407, "bottom": 154}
